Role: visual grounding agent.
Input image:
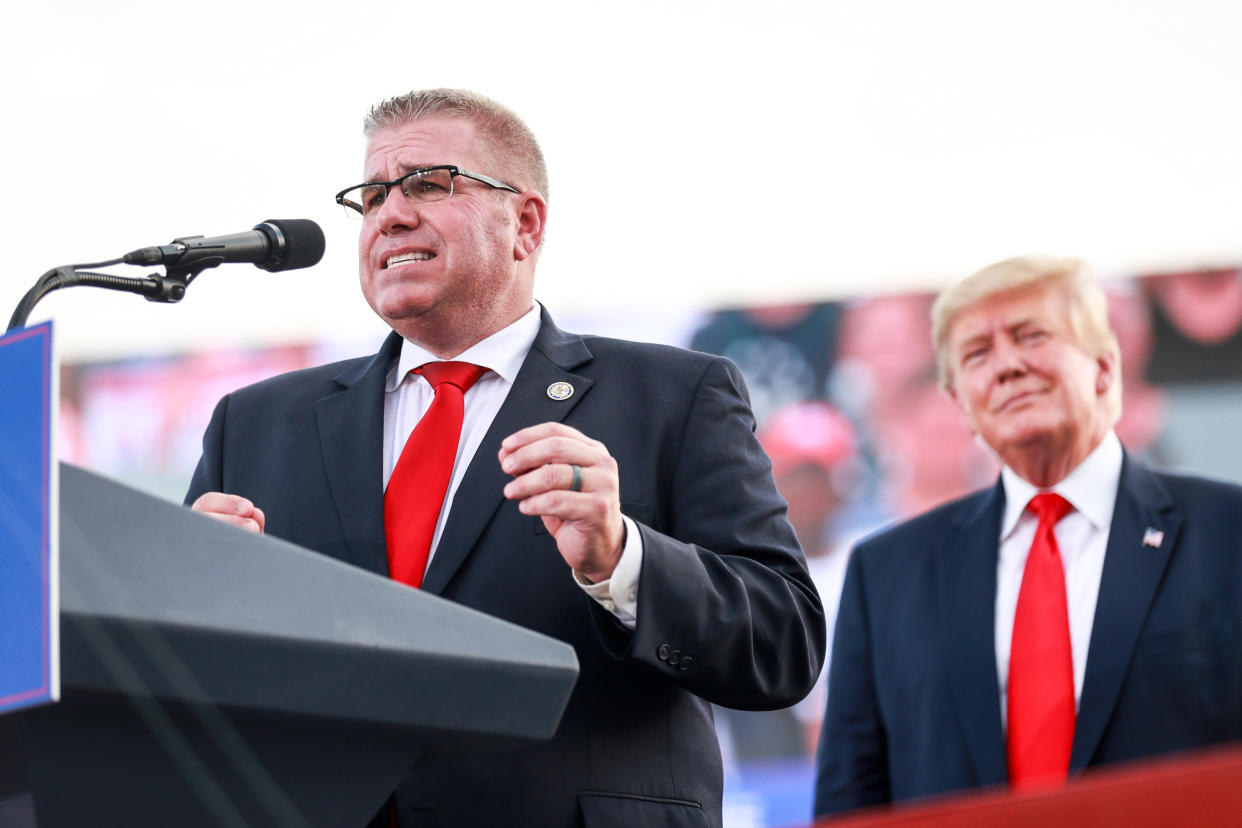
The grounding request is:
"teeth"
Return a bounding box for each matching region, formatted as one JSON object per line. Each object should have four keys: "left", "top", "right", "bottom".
{"left": 386, "top": 251, "right": 434, "bottom": 267}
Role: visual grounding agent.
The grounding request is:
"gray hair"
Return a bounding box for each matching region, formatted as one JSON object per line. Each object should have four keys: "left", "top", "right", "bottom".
{"left": 364, "top": 88, "right": 548, "bottom": 200}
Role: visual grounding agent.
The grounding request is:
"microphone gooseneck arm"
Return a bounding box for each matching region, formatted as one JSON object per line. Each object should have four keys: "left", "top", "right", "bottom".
{"left": 7, "top": 258, "right": 209, "bottom": 333}
{"left": 5, "top": 219, "right": 325, "bottom": 332}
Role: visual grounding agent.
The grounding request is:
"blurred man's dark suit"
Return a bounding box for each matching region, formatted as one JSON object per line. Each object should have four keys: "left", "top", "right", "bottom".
{"left": 814, "top": 451, "right": 1242, "bottom": 816}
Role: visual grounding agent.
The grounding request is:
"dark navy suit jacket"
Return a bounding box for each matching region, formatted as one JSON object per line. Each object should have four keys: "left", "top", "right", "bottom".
{"left": 187, "top": 310, "right": 826, "bottom": 828}
{"left": 814, "top": 452, "right": 1242, "bottom": 817}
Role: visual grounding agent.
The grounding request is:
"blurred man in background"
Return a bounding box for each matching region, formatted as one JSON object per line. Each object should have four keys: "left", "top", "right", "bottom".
{"left": 815, "top": 255, "right": 1242, "bottom": 816}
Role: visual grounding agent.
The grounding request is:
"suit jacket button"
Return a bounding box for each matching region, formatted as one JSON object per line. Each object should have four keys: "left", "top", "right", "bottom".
{"left": 658, "top": 644, "right": 670, "bottom": 661}
{"left": 679, "top": 656, "right": 693, "bottom": 671}
{"left": 669, "top": 649, "right": 681, "bottom": 665}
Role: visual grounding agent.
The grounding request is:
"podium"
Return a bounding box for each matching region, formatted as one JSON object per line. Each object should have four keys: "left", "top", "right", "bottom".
{"left": 0, "top": 464, "right": 579, "bottom": 826}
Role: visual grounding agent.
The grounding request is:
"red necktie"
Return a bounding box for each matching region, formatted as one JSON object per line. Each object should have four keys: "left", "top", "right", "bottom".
{"left": 384, "top": 361, "right": 487, "bottom": 588}
{"left": 1007, "top": 492, "right": 1076, "bottom": 789}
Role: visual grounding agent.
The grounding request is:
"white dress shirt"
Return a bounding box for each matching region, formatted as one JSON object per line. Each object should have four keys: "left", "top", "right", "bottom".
{"left": 995, "top": 431, "right": 1123, "bottom": 727}
{"left": 382, "top": 303, "right": 641, "bottom": 626}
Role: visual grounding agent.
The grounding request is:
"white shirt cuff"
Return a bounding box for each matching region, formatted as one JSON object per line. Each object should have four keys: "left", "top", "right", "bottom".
{"left": 575, "top": 515, "right": 642, "bottom": 629}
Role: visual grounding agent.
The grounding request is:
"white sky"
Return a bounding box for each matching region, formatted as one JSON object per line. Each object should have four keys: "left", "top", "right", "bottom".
{"left": 4, "top": 0, "right": 1240, "bottom": 361}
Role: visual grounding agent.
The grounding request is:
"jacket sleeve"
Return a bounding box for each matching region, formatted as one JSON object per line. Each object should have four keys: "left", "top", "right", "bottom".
{"left": 590, "top": 355, "right": 827, "bottom": 710}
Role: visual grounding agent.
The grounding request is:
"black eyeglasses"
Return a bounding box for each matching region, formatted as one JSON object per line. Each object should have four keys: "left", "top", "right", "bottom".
{"left": 334, "top": 165, "right": 519, "bottom": 219}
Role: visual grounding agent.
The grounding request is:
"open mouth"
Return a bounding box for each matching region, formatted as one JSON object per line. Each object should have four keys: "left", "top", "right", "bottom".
{"left": 385, "top": 251, "right": 436, "bottom": 269}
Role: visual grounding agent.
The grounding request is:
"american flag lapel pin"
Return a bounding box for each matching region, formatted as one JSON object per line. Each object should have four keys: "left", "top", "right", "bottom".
{"left": 1142, "top": 527, "right": 1164, "bottom": 549}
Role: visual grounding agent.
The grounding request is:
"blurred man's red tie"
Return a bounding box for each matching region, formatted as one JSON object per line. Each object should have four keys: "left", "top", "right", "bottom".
{"left": 1007, "top": 491, "right": 1076, "bottom": 789}
{"left": 384, "top": 361, "right": 487, "bottom": 588}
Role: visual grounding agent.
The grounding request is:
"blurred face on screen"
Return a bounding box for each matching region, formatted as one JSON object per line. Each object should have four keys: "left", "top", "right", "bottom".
{"left": 357, "top": 117, "right": 540, "bottom": 353}
{"left": 945, "top": 283, "right": 1115, "bottom": 483}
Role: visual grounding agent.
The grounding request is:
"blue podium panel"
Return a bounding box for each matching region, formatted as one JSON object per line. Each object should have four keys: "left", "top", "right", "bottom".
{"left": 0, "top": 321, "right": 57, "bottom": 714}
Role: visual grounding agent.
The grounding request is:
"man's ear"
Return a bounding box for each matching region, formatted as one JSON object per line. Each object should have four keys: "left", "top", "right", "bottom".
{"left": 513, "top": 192, "right": 547, "bottom": 261}
{"left": 1095, "top": 350, "right": 1118, "bottom": 395}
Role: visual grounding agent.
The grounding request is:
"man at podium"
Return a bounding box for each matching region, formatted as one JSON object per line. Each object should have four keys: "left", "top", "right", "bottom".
{"left": 187, "top": 88, "right": 825, "bottom": 827}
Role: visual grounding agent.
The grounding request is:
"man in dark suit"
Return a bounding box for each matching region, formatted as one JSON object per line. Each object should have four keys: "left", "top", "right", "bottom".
{"left": 814, "top": 255, "right": 1242, "bottom": 817}
{"left": 188, "top": 89, "right": 824, "bottom": 827}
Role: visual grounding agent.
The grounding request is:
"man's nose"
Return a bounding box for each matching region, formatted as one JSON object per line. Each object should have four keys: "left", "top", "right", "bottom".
{"left": 375, "top": 187, "right": 420, "bottom": 234}
{"left": 992, "top": 338, "right": 1027, "bottom": 381}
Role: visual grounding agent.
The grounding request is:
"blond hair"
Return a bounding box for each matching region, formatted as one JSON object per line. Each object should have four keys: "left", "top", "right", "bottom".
{"left": 931, "top": 255, "right": 1122, "bottom": 421}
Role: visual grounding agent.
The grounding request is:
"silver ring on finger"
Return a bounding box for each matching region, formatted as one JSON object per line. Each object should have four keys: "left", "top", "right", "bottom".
{"left": 569, "top": 463, "right": 583, "bottom": 492}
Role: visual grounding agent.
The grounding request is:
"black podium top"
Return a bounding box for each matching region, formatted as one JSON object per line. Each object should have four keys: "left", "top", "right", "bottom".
{"left": 57, "top": 462, "right": 579, "bottom": 740}
{"left": 0, "top": 465, "right": 578, "bottom": 826}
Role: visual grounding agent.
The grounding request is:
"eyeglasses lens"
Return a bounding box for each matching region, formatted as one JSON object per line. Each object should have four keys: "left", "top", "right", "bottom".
{"left": 339, "top": 168, "right": 456, "bottom": 219}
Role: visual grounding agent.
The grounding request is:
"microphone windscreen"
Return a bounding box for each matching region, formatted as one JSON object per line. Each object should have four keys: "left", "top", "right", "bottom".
{"left": 261, "top": 219, "right": 326, "bottom": 271}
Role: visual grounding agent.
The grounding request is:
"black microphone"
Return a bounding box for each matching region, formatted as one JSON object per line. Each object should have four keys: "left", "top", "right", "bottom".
{"left": 122, "top": 218, "right": 326, "bottom": 272}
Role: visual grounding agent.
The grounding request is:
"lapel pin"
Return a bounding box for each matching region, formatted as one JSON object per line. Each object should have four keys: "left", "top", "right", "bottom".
{"left": 546, "top": 381, "right": 574, "bottom": 401}
{"left": 1142, "top": 527, "right": 1164, "bottom": 549}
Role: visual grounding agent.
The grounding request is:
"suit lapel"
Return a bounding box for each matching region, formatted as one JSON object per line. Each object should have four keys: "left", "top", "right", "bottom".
{"left": 420, "top": 311, "right": 594, "bottom": 595}
{"left": 938, "top": 483, "right": 1009, "bottom": 786}
{"left": 314, "top": 333, "right": 401, "bottom": 576}
{"left": 1071, "top": 454, "right": 1181, "bottom": 769}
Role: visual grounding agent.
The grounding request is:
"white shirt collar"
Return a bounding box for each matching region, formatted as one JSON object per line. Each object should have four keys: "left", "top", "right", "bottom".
{"left": 1000, "top": 430, "right": 1123, "bottom": 540}
{"left": 386, "top": 303, "right": 542, "bottom": 391}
